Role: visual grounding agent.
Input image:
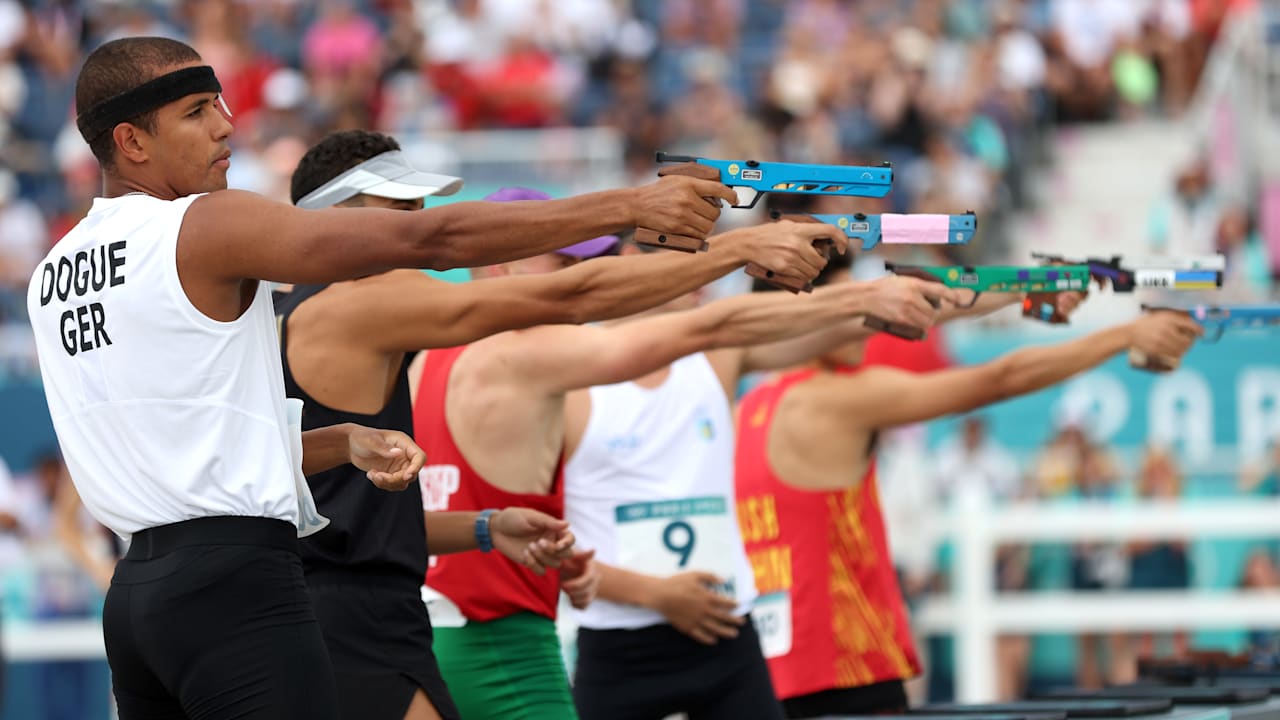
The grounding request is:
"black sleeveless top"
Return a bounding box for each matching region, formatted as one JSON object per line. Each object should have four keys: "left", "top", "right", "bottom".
{"left": 275, "top": 284, "right": 426, "bottom": 586}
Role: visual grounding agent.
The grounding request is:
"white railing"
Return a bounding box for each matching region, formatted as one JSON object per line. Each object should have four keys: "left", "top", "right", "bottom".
{"left": 399, "top": 126, "right": 628, "bottom": 194}
{"left": 2, "top": 618, "right": 104, "bottom": 661}
{"left": 926, "top": 492, "right": 1280, "bottom": 704}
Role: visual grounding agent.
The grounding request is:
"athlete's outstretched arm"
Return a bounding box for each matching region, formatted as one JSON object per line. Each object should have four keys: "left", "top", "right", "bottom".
{"left": 824, "top": 312, "right": 1203, "bottom": 430}
{"left": 741, "top": 290, "right": 1087, "bottom": 373}
{"left": 595, "top": 562, "right": 744, "bottom": 646}
{"left": 498, "top": 277, "right": 962, "bottom": 394}
{"left": 181, "top": 179, "right": 737, "bottom": 286}
{"left": 341, "top": 221, "right": 843, "bottom": 353}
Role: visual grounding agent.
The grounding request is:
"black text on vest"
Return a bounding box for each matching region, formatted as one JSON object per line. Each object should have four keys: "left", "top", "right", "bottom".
{"left": 38, "top": 241, "right": 125, "bottom": 356}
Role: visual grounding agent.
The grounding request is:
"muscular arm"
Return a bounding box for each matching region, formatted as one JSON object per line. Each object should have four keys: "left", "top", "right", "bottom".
{"left": 504, "top": 281, "right": 886, "bottom": 394}
{"left": 827, "top": 322, "right": 1146, "bottom": 429}
{"left": 183, "top": 189, "right": 650, "bottom": 285}
{"left": 350, "top": 235, "right": 756, "bottom": 353}
{"left": 742, "top": 288, "right": 1030, "bottom": 373}
{"left": 179, "top": 171, "right": 741, "bottom": 303}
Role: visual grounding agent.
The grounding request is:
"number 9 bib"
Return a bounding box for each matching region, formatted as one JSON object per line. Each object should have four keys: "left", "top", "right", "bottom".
{"left": 615, "top": 496, "right": 737, "bottom": 591}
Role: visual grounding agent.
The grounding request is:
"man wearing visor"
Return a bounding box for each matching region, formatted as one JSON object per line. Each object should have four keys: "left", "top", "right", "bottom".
{"left": 280, "top": 129, "right": 851, "bottom": 720}
{"left": 24, "top": 36, "right": 758, "bottom": 720}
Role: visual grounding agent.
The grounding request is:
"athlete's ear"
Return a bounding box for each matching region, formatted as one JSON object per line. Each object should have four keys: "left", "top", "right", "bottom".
{"left": 113, "top": 122, "right": 151, "bottom": 165}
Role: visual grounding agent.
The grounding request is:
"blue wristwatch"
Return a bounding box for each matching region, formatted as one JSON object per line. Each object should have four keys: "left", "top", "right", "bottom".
{"left": 475, "top": 509, "right": 497, "bottom": 553}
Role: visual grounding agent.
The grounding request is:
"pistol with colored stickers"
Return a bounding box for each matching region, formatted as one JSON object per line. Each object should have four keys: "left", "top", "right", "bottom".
{"left": 1026, "top": 252, "right": 1225, "bottom": 323}
{"left": 749, "top": 211, "right": 982, "bottom": 294}
{"left": 810, "top": 211, "right": 978, "bottom": 251}
{"left": 635, "top": 151, "right": 893, "bottom": 252}
{"left": 1130, "top": 303, "right": 1280, "bottom": 372}
{"left": 874, "top": 264, "right": 1092, "bottom": 340}
{"left": 747, "top": 210, "right": 972, "bottom": 294}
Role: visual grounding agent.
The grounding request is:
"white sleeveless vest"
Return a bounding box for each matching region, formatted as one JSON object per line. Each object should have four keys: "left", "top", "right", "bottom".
{"left": 26, "top": 194, "right": 313, "bottom": 540}
{"left": 565, "top": 353, "right": 758, "bottom": 629}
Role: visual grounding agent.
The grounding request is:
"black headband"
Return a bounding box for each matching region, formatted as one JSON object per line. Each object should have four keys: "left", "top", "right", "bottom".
{"left": 76, "top": 65, "right": 223, "bottom": 143}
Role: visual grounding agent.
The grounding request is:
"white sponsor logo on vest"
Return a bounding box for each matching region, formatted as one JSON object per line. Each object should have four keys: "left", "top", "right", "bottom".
{"left": 420, "top": 465, "right": 460, "bottom": 513}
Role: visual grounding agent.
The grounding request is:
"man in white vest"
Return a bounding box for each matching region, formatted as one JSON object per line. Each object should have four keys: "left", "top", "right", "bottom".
{"left": 25, "top": 35, "right": 738, "bottom": 720}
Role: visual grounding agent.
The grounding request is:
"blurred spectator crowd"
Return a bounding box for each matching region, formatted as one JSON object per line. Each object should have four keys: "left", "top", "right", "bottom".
{"left": 0, "top": 0, "right": 1264, "bottom": 377}
{"left": 0, "top": 2, "right": 1275, "bottom": 714}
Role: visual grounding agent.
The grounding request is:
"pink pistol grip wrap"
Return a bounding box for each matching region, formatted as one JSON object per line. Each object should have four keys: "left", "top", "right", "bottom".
{"left": 880, "top": 214, "right": 950, "bottom": 244}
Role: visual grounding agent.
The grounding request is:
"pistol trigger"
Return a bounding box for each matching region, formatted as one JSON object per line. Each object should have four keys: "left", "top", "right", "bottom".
{"left": 736, "top": 188, "right": 761, "bottom": 209}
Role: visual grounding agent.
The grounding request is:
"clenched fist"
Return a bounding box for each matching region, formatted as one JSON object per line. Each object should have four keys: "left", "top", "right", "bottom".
{"left": 861, "top": 275, "right": 964, "bottom": 331}
{"left": 728, "top": 220, "right": 849, "bottom": 289}
{"left": 631, "top": 173, "right": 738, "bottom": 246}
{"left": 1128, "top": 311, "right": 1204, "bottom": 371}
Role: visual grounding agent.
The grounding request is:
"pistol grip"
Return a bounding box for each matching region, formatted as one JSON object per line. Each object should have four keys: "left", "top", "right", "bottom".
{"left": 1128, "top": 348, "right": 1180, "bottom": 373}
{"left": 634, "top": 228, "right": 709, "bottom": 252}
{"left": 863, "top": 315, "right": 926, "bottom": 341}
{"left": 634, "top": 162, "right": 725, "bottom": 253}
{"left": 745, "top": 264, "right": 809, "bottom": 293}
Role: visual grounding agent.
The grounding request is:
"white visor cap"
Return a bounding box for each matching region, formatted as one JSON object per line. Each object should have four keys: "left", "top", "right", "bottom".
{"left": 295, "top": 150, "right": 464, "bottom": 209}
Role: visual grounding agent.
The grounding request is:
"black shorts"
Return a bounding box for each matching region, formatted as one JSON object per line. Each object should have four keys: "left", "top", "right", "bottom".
{"left": 782, "top": 679, "right": 908, "bottom": 719}
{"left": 308, "top": 575, "right": 460, "bottom": 720}
{"left": 573, "top": 618, "right": 784, "bottom": 720}
{"left": 104, "top": 516, "right": 338, "bottom": 720}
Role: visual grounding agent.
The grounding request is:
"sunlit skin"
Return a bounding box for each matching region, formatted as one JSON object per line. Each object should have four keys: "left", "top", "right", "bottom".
{"left": 499, "top": 251, "right": 581, "bottom": 276}
{"left": 101, "top": 60, "right": 234, "bottom": 200}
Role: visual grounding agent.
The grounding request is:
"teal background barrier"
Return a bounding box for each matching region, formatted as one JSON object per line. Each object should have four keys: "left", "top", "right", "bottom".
{"left": 932, "top": 327, "right": 1280, "bottom": 461}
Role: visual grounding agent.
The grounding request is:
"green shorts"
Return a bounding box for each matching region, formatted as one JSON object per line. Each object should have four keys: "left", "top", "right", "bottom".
{"left": 432, "top": 612, "right": 577, "bottom": 720}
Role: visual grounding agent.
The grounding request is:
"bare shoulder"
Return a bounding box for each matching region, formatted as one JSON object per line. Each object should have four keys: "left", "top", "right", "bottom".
{"left": 291, "top": 269, "right": 433, "bottom": 321}
{"left": 179, "top": 190, "right": 293, "bottom": 258}
{"left": 184, "top": 189, "right": 280, "bottom": 224}
{"left": 468, "top": 322, "right": 606, "bottom": 389}
{"left": 795, "top": 368, "right": 884, "bottom": 408}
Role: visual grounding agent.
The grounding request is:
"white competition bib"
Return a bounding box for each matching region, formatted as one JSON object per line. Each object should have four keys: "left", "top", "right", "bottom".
{"left": 752, "top": 592, "right": 793, "bottom": 658}
{"left": 615, "top": 496, "right": 737, "bottom": 595}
